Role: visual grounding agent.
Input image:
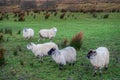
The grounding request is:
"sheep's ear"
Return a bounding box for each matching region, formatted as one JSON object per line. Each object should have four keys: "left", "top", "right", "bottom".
{"left": 53, "top": 27, "right": 57, "bottom": 32}
{"left": 93, "top": 50, "right": 97, "bottom": 56}
{"left": 52, "top": 47, "right": 56, "bottom": 51}
{"left": 30, "top": 42, "right": 34, "bottom": 45}
{"left": 93, "top": 50, "right": 96, "bottom": 53}
{"left": 27, "top": 43, "right": 33, "bottom": 50}
{"left": 48, "top": 48, "right": 54, "bottom": 55}
{"left": 90, "top": 49, "right": 93, "bottom": 51}
{"left": 27, "top": 44, "right": 30, "bottom": 49}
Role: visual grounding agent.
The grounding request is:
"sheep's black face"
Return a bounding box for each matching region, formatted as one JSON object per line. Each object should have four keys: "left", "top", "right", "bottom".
{"left": 48, "top": 48, "right": 56, "bottom": 55}
{"left": 27, "top": 43, "right": 33, "bottom": 50}
{"left": 87, "top": 50, "right": 96, "bottom": 59}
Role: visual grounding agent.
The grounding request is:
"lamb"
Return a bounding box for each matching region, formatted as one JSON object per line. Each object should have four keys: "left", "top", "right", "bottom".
{"left": 27, "top": 42, "right": 58, "bottom": 62}
{"left": 87, "top": 47, "right": 109, "bottom": 76}
{"left": 38, "top": 27, "right": 57, "bottom": 41}
{"left": 48, "top": 46, "right": 76, "bottom": 70}
{"left": 22, "top": 28, "right": 34, "bottom": 39}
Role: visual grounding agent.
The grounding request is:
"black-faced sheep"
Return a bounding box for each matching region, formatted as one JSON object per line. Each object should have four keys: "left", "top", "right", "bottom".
{"left": 27, "top": 42, "right": 58, "bottom": 62}
{"left": 87, "top": 47, "right": 109, "bottom": 76}
{"left": 48, "top": 46, "right": 76, "bottom": 70}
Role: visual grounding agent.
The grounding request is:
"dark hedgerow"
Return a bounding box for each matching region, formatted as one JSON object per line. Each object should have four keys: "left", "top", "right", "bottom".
{"left": 70, "top": 32, "right": 83, "bottom": 50}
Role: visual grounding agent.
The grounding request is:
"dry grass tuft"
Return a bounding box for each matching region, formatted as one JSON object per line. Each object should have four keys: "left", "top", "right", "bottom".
{"left": 70, "top": 32, "right": 83, "bottom": 50}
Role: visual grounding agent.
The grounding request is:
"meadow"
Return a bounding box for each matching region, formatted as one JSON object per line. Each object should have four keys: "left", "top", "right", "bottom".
{"left": 0, "top": 11, "right": 120, "bottom": 80}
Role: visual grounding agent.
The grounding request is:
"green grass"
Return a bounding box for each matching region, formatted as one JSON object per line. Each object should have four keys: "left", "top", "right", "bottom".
{"left": 0, "top": 12, "right": 120, "bottom": 80}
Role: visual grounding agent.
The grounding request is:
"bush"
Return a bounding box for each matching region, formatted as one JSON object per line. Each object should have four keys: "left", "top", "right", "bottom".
{"left": 60, "top": 38, "right": 69, "bottom": 48}
{"left": 45, "top": 13, "right": 50, "bottom": 20}
{"left": 103, "top": 14, "right": 109, "bottom": 19}
{"left": 4, "top": 28, "right": 12, "bottom": 35}
{"left": 17, "top": 30, "right": 21, "bottom": 34}
{"left": 0, "top": 28, "right": 3, "bottom": 33}
{"left": 54, "top": 11, "right": 57, "bottom": 16}
{"left": 70, "top": 32, "right": 83, "bottom": 50}
{"left": 0, "top": 33, "right": 4, "bottom": 42}
{"left": 0, "top": 47, "right": 5, "bottom": 66}
{"left": 92, "top": 13, "right": 97, "bottom": 18}
{"left": 60, "top": 13, "right": 65, "bottom": 19}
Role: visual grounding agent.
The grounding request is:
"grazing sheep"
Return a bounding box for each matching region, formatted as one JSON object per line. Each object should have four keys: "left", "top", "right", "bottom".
{"left": 23, "top": 28, "right": 34, "bottom": 39}
{"left": 87, "top": 47, "right": 109, "bottom": 76}
{"left": 27, "top": 42, "right": 58, "bottom": 62}
{"left": 48, "top": 46, "right": 76, "bottom": 70}
{"left": 38, "top": 27, "right": 57, "bottom": 41}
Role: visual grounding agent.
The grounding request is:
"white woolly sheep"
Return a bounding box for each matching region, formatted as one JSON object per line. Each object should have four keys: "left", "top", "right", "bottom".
{"left": 23, "top": 28, "right": 34, "bottom": 39}
{"left": 38, "top": 27, "right": 57, "bottom": 41}
{"left": 27, "top": 42, "right": 58, "bottom": 62}
{"left": 48, "top": 46, "right": 76, "bottom": 70}
{"left": 87, "top": 47, "right": 109, "bottom": 76}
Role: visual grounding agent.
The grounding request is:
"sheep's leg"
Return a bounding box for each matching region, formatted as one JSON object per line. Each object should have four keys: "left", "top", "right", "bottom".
{"left": 38, "top": 56, "right": 43, "bottom": 63}
{"left": 30, "top": 36, "right": 32, "bottom": 40}
{"left": 69, "top": 63, "right": 71, "bottom": 66}
{"left": 99, "top": 67, "right": 102, "bottom": 76}
{"left": 93, "top": 66, "right": 98, "bottom": 77}
{"left": 72, "top": 62, "right": 76, "bottom": 66}
{"left": 49, "top": 57, "right": 53, "bottom": 62}
{"left": 38, "top": 36, "right": 42, "bottom": 42}
{"left": 59, "top": 64, "right": 64, "bottom": 70}
{"left": 41, "top": 57, "right": 43, "bottom": 63}
{"left": 105, "top": 64, "right": 108, "bottom": 70}
{"left": 38, "top": 38, "right": 40, "bottom": 42}
{"left": 69, "top": 62, "right": 75, "bottom": 66}
{"left": 49, "top": 36, "right": 52, "bottom": 42}
{"left": 50, "top": 39, "right": 52, "bottom": 42}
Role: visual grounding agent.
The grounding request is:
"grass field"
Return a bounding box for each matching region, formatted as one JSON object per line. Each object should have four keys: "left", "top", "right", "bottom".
{"left": 0, "top": 12, "right": 120, "bottom": 80}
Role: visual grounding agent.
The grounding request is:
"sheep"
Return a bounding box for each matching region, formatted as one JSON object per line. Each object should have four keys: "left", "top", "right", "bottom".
{"left": 38, "top": 27, "right": 57, "bottom": 42}
{"left": 22, "top": 28, "right": 34, "bottom": 39}
{"left": 48, "top": 46, "right": 76, "bottom": 70}
{"left": 27, "top": 42, "right": 58, "bottom": 62}
{"left": 87, "top": 47, "right": 109, "bottom": 76}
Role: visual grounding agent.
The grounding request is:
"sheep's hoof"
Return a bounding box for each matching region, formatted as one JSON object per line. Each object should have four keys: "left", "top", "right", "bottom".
{"left": 72, "top": 63, "right": 75, "bottom": 66}
{"left": 99, "top": 72, "right": 102, "bottom": 76}
{"left": 59, "top": 67, "right": 64, "bottom": 70}
{"left": 30, "top": 63, "right": 34, "bottom": 67}
{"left": 69, "top": 63, "right": 75, "bottom": 66}
{"left": 59, "top": 65, "right": 64, "bottom": 70}
{"left": 59, "top": 68, "right": 63, "bottom": 70}
{"left": 39, "top": 61, "right": 43, "bottom": 63}
{"left": 49, "top": 60, "right": 53, "bottom": 62}
{"left": 69, "top": 63, "right": 72, "bottom": 66}
{"left": 93, "top": 73, "right": 97, "bottom": 77}
{"left": 105, "top": 67, "right": 108, "bottom": 71}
